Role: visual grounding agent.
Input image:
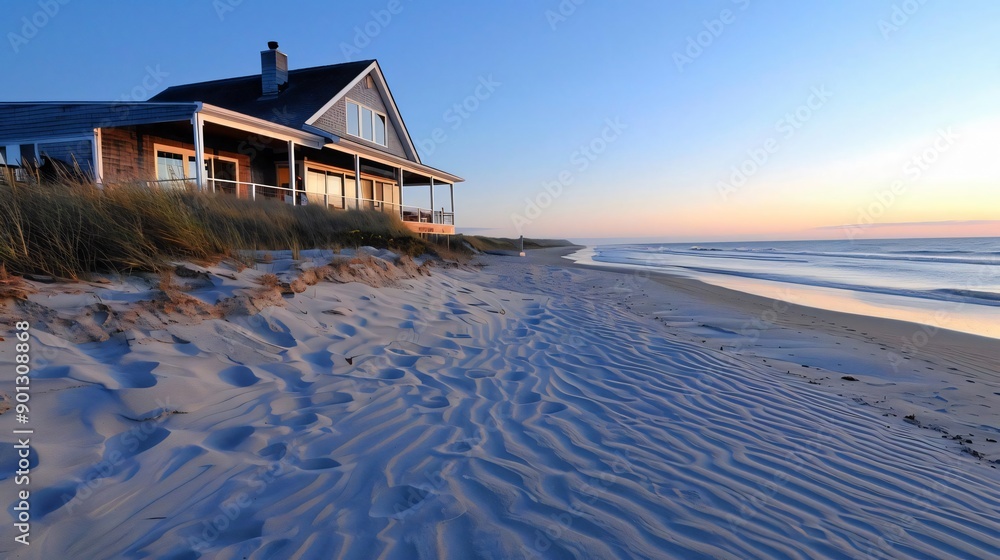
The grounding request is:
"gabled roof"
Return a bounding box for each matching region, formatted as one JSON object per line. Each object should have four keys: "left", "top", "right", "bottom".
{"left": 151, "top": 60, "right": 372, "bottom": 128}
{"left": 149, "top": 59, "right": 421, "bottom": 163}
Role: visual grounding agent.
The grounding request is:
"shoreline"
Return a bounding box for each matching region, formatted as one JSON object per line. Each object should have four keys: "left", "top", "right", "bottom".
{"left": 564, "top": 245, "right": 1000, "bottom": 340}
{"left": 569, "top": 247, "right": 1000, "bottom": 341}
{"left": 497, "top": 246, "right": 1000, "bottom": 463}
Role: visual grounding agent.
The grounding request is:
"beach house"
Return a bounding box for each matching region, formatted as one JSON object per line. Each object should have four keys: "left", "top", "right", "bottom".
{"left": 0, "top": 42, "right": 462, "bottom": 234}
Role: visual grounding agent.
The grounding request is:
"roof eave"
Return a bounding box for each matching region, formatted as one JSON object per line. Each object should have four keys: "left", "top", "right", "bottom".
{"left": 198, "top": 103, "right": 326, "bottom": 148}
{"left": 329, "top": 136, "right": 463, "bottom": 184}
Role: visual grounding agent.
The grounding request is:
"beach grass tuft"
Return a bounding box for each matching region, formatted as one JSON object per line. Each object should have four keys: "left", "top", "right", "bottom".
{"left": 454, "top": 234, "right": 576, "bottom": 253}
{"left": 0, "top": 180, "right": 427, "bottom": 279}
{"left": 0, "top": 263, "right": 35, "bottom": 299}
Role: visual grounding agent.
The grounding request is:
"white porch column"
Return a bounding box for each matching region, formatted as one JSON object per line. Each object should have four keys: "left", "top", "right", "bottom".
{"left": 398, "top": 167, "right": 405, "bottom": 218}
{"left": 92, "top": 128, "right": 104, "bottom": 186}
{"left": 209, "top": 157, "right": 216, "bottom": 193}
{"left": 429, "top": 177, "right": 435, "bottom": 224}
{"left": 193, "top": 114, "right": 206, "bottom": 190}
{"left": 354, "top": 154, "right": 362, "bottom": 209}
{"left": 287, "top": 140, "right": 296, "bottom": 204}
{"left": 449, "top": 183, "right": 455, "bottom": 221}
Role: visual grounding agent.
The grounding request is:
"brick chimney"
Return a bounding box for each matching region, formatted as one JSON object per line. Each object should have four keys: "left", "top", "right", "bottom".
{"left": 261, "top": 41, "right": 288, "bottom": 95}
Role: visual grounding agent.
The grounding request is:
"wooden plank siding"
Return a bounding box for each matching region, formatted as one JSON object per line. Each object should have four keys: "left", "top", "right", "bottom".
{"left": 0, "top": 103, "right": 198, "bottom": 142}
{"left": 100, "top": 127, "right": 141, "bottom": 179}
{"left": 101, "top": 126, "right": 251, "bottom": 195}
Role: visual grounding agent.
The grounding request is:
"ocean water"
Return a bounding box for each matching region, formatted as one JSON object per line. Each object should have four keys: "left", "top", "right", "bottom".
{"left": 574, "top": 237, "right": 1000, "bottom": 339}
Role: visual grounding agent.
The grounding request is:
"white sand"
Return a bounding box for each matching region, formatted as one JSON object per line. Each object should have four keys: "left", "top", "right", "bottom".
{"left": 1, "top": 248, "right": 999, "bottom": 559}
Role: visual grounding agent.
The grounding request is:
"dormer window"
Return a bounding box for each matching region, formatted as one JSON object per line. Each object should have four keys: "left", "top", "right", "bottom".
{"left": 346, "top": 100, "right": 387, "bottom": 147}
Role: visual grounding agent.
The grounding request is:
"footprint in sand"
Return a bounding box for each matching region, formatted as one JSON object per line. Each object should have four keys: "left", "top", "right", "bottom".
{"left": 259, "top": 442, "right": 287, "bottom": 461}
{"left": 251, "top": 317, "right": 298, "bottom": 348}
{"left": 218, "top": 365, "right": 260, "bottom": 387}
{"left": 30, "top": 364, "right": 71, "bottom": 380}
{"left": 369, "top": 485, "right": 431, "bottom": 519}
{"left": 336, "top": 323, "right": 359, "bottom": 336}
{"left": 204, "top": 426, "right": 255, "bottom": 451}
{"left": 285, "top": 412, "right": 319, "bottom": 426}
{"left": 112, "top": 361, "right": 158, "bottom": 388}
{"left": 465, "top": 369, "right": 496, "bottom": 379}
{"left": 298, "top": 457, "right": 341, "bottom": 470}
{"left": 506, "top": 371, "right": 529, "bottom": 382}
{"left": 105, "top": 427, "right": 170, "bottom": 459}
{"left": 387, "top": 354, "right": 421, "bottom": 368}
{"left": 447, "top": 439, "right": 479, "bottom": 453}
{"left": 540, "top": 402, "right": 568, "bottom": 414}
{"left": 32, "top": 483, "right": 79, "bottom": 520}
{"left": 313, "top": 391, "right": 354, "bottom": 406}
{"left": 0, "top": 443, "right": 38, "bottom": 479}
{"left": 416, "top": 395, "right": 450, "bottom": 409}
{"left": 513, "top": 392, "right": 542, "bottom": 405}
{"left": 374, "top": 368, "right": 406, "bottom": 380}
{"left": 302, "top": 350, "right": 336, "bottom": 370}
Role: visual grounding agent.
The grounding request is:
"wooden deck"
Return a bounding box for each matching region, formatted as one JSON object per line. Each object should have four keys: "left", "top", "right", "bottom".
{"left": 402, "top": 221, "right": 455, "bottom": 235}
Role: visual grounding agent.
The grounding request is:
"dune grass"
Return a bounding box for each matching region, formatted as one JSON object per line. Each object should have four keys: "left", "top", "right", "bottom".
{"left": 454, "top": 234, "right": 576, "bottom": 253}
{"left": 0, "top": 180, "right": 427, "bottom": 279}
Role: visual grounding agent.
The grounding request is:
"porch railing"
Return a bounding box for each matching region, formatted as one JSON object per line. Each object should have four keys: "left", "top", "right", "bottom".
{"left": 401, "top": 207, "right": 454, "bottom": 225}
{"left": 151, "top": 178, "right": 454, "bottom": 226}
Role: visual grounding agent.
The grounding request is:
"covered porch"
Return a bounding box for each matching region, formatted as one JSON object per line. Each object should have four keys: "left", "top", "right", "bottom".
{"left": 96, "top": 103, "right": 460, "bottom": 235}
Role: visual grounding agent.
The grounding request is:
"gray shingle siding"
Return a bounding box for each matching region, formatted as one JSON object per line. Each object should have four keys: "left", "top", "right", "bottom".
{"left": 0, "top": 103, "right": 198, "bottom": 142}
{"left": 313, "top": 102, "right": 346, "bottom": 138}
{"left": 311, "top": 73, "right": 409, "bottom": 160}
{"left": 38, "top": 138, "right": 94, "bottom": 172}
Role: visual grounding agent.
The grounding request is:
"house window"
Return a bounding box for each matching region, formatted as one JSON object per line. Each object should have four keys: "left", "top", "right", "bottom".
{"left": 156, "top": 150, "right": 186, "bottom": 181}
{"left": 154, "top": 144, "right": 238, "bottom": 189}
{"left": 3, "top": 141, "right": 90, "bottom": 183}
{"left": 345, "top": 99, "right": 387, "bottom": 147}
{"left": 374, "top": 114, "right": 386, "bottom": 146}
{"left": 306, "top": 167, "right": 347, "bottom": 208}
{"left": 361, "top": 107, "right": 373, "bottom": 140}
{"left": 347, "top": 102, "right": 360, "bottom": 136}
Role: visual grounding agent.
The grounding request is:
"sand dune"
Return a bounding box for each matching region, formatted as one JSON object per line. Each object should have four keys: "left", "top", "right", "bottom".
{"left": 2, "top": 251, "right": 999, "bottom": 559}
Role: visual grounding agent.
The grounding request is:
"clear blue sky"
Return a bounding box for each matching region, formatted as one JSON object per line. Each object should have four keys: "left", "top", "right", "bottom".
{"left": 3, "top": 0, "right": 999, "bottom": 241}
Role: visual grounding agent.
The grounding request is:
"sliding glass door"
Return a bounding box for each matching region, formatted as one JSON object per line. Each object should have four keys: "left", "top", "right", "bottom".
{"left": 306, "top": 168, "right": 347, "bottom": 208}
